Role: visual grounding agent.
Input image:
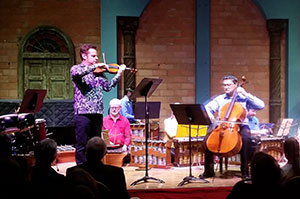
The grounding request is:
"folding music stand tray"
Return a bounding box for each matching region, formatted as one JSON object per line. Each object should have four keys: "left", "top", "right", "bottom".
{"left": 130, "top": 78, "right": 165, "bottom": 186}
{"left": 18, "top": 89, "right": 47, "bottom": 113}
{"left": 170, "top": 104, "right": 211, "bottom": 186}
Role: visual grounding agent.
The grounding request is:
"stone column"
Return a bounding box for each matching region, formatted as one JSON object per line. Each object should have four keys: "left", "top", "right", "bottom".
{"left": 267, "top": 19, "right": 286, "bottom": 125}
{"left": 118, "top": 17, "right": 139, "bottom": 93}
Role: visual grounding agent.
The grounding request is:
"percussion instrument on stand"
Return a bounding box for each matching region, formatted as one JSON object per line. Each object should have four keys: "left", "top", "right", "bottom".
{"left": 0, "top": 114, "right": 20, "bottom": 134}
{"left": 0, "top": 112, "right": 48, "bottom": 155}
{"left": 34, "top": 118, "right": 47, "bottom": 141}
{"left": 18, "top": 113, "right": 35, "bottom": 132}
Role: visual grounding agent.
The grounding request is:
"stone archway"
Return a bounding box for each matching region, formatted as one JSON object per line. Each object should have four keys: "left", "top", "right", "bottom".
{"left": 18, "top": 26, "right": 75, "bottom": 99}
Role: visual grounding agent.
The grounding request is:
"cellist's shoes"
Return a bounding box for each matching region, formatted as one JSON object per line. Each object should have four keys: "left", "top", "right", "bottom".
{"left": 199, "top": 172, "right": 215, "bottom": 179}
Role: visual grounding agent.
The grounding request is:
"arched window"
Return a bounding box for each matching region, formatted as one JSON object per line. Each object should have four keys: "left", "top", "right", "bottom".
{"left": 23, "top": 29, "right": 69, "bottom": 53}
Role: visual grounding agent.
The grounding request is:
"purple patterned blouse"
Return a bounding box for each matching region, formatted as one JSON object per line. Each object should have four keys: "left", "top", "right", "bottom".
{"left": 70, "top": 63, "right": 120, "bottom": 115}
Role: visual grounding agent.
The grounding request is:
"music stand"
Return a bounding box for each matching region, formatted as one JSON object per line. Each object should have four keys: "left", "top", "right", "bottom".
{"left": 130, "top": 78, "right": 165, "bottom": 186}
{"left": 170, "top": 104, "right": 211, "bottom": 186}
{"left": 18, "top": 89, "right": 47, "bottom": 113}
{"left": 134, "top": 102, "right": 161, "bottom": 119}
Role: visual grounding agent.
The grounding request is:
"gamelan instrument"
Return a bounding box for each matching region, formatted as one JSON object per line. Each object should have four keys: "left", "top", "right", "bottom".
{"left": 205, "top": 76, "right": 248, "bottom": 157}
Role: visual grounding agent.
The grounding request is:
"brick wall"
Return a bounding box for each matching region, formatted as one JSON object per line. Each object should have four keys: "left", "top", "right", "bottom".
{"left": 210, "top": 0, "right": 271, "bottom": 123}
{"left": 136, "top": 0, "right": 276, "bottom": 128}
{"left": 0, "top": 0, "right": 100, "bottom": 98}
{"left": 136, "top": 0, "right": 196, "bottom": 128}
{"left": 0, "top": 0, "right": 285, "bottom": 128}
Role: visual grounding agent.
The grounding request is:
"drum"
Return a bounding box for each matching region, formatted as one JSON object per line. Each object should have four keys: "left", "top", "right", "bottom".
{"left": 18, "top": 113, "right": 35, "bottom": 131}
{"left": 35, "top": 118, "right": 47, "bottom": 141}
{"left": 0, "top": 114, "right": 20, "bottom": 134}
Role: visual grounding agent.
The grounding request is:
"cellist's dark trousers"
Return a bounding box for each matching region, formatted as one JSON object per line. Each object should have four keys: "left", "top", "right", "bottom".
{"left": 203, "top": 125, "right": 253, "bottom": 177}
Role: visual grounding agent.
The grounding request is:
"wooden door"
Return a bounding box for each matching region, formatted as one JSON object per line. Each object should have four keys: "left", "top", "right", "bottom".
{"left": 24, "top": 56, "right": 72, "bottom": 99}
{"left": 19, "top": 26, "right": 75, "bottom": 100}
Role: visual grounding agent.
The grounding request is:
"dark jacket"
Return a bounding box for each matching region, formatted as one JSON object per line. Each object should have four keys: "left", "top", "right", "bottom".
{"left": 67, "top": 161, "right": 130, "bottom": 199}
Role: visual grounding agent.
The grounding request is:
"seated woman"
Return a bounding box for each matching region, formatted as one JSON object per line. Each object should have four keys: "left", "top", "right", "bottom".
{"left": 281, "top": 137, "right": 300, "bottom": 184}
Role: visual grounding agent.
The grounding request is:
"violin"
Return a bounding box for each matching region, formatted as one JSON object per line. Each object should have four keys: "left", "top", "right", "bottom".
{"left": 205, "top": 76, "right": 248, "bottom": 157}
{"left": 93, "top": 63, "right": 138, "bottom": 75}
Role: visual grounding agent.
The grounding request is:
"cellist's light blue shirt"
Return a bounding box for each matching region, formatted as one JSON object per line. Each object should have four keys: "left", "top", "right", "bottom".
{"left": 205, "top": 92, "right": 265, "bottom": 125}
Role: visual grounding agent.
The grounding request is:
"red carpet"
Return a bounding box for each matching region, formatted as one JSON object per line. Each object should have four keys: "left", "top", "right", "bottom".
{"left": 128, "top": 186, "right": 232, "bottom": 199}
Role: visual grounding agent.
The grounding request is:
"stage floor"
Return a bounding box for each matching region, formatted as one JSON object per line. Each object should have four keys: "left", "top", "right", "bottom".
{"left": 54, "top": 162, "right": 241, "bottom": 190}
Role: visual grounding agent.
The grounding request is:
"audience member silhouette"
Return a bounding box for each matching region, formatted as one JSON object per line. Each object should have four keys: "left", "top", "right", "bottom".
{"left": 227, "top": 151, "right": 282, "bottom": 199}
{"left": 281, "top": 175, "right": 300, "bottom": 198}
{"left": 0, "top": 157, "right": 28, "bottom": 199}
{"left": 281, "top": 137, "right": 300, "bottom": 184}
{"left": 66, "top": 167, "right": 111, "bottom": 199}
{"left": 0, "top": 134, "right": 12, "bottom": 157}
{"left": 67, "top": 136, "right": 130, "bottom": 199}
{"left": 0, "top": 134, "right": 29, "bottom": 199}
{"left": 29, "top": 138, "right": 69, "bottom": 199}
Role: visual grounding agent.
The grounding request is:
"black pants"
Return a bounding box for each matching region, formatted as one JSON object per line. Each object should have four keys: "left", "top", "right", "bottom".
{"left": 203, "top": 125, "right": 253, "bottom": 177}
{"left": 74, "top": 114, "right": 103, "bottom": 165}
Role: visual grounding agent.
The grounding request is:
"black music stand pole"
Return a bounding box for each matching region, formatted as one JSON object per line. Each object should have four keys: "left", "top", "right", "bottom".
{"left": 130, "top": 78, "right": 165, "bottom": 186}
{"left": 170, "top": 104, "right": 211, "bottom": 186}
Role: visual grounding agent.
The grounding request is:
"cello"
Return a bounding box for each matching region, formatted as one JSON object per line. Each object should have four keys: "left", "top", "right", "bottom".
{"left": 205, "top": 76, "right": 248, "bottom": 157}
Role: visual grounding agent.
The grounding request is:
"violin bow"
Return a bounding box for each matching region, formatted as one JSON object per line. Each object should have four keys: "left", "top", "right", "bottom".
{"left": 102, "top": 52, "right": 107, "bottom": 65}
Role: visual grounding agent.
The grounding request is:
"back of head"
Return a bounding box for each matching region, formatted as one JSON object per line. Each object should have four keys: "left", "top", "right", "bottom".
{"left": 67, "top": 167, "right": 111, "bottom": 199}
{"left": 66, "top": 167, "right": 99, "bottom": 195}
{"left": 0, "top": 158, "right": 26, "bottom": 199}
{"left": 284, "top": 137, "right": 300, "bottom": 175}
{"left": 73, "top": 185, "right": 96, "bottom": 199}
{"left": 0, "top": 158, "right": 24, "bottom": 185}
{"left": 282, "top": 176, "right": 300, "bottom": 198}
{"left": 86, "top": 137, "right": 107, "bottom": 162}
{"left": 284, "top": 137, "right": 300, "bottom": 162}
{"left": 250, "top": 152, "right": 282, "bottom": 186}
{"left": 34, "top": 138, "right": 57, "bottom": 165}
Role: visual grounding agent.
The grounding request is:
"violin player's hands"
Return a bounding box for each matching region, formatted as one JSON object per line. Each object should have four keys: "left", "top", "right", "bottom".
{"left": 236, "top": 86, "right": 248, "bottom": 98}
{"left": 117, "top": 64, "right": 126, "bottom": 76}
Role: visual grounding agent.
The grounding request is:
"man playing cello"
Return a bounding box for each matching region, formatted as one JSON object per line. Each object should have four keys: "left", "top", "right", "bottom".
{"left": 200, "top": 75, "right": 265, "bottom": 179}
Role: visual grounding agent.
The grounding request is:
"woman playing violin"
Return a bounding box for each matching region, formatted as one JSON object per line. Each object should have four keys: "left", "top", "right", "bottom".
{"left": 200, "top": 75, "right": 265, "bottom": 179}
{"left": 70, "top": 44, "right": 126, "bottom": 165}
